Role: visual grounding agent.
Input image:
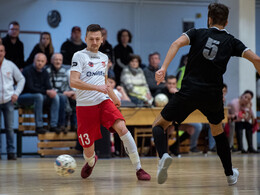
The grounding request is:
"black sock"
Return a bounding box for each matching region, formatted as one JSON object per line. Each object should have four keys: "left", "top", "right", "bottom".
{"left": 152, "top": 125, "right": 168, "bottom": 158}
{"left": 214, "top": 132, "right": 233, "bottom": 176}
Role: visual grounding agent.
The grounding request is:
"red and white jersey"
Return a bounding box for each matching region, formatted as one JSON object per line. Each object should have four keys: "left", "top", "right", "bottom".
{"left": 71, "top": 49, "right": 109, "bottom": 106}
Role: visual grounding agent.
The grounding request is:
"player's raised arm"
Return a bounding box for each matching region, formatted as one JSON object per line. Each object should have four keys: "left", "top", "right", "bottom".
{"left": 156, "top": 35, "right": 189, "bottom": 85}
{"left": 242, "top": 49, "right": 260, "bottom": 75}
{"left": 70, "top": 70, "right": 108, "bottom": 94}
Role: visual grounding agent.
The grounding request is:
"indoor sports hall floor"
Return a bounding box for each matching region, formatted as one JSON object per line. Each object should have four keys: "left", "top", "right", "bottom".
{"left": 0, "top": 154, "right": 259, "bottom": 195}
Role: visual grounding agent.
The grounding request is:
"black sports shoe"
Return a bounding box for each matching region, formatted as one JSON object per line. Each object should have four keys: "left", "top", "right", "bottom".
{"left": 36, "top": 127, "right": 47, "bottom": 134}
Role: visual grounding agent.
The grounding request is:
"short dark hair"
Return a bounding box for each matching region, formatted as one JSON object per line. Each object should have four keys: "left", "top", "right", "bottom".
{"left": 148, "top": 52, "right": 160, "bottom": 61}
{"left": 117, "top": 29, "right": 132, "bottom": 44}
{"left": 166, "top": 75, "right": 176, "bottom": 81}
{"left": 9, "top": 21, "right": 19, "bottom": 27}
{"left": 129, "top": 54, "right": 141, "bottom": 65}
{"left": 208, "top": 3, "right": 229, "bottom": 26}
{"left": 86, "top": 24, "right": 101, "bottom": 35}
{"left": 242, "top": 90, "right": 254, "bottom": 98}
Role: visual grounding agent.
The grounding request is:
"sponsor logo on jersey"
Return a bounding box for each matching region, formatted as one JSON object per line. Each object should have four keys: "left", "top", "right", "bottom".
{"left": 102, "top": 61, "right": 106, "bottom": 67}
{"left": 90, "top": 56, "right": 100, "bottom": 59}
{"left": 86, "top": 71, "right": 104, "bottom": 77}
{"left": 72, "top": 62, "right": 78, "bottom": 67}
{"left": 88, "top": 62, "right": 94, "bottom": 67}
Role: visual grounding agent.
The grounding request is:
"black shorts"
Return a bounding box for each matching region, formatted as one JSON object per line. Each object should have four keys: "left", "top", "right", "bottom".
{"left": 161, "top": 90, "right": 224, "bottom": 125}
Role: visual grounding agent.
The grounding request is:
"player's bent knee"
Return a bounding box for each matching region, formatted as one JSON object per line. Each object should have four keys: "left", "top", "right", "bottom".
{"left": 152, "top": 114, "right": 171, "bottom": 130}
{"left": 209, "top": 122, "right": 224, "bottom": 136}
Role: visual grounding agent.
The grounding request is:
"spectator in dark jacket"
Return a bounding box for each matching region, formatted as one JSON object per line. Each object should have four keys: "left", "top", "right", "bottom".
{"left": 60, "top": 26, "right": 86, "bottom": 66}
{"left": 18, "top": 53, "right": 60, "bottom": 134}
{"left": 2, "top": 21, "right": 25, "bottom": 69}
{"left": 143, "top": 52, "right": 166, "bottom": 97}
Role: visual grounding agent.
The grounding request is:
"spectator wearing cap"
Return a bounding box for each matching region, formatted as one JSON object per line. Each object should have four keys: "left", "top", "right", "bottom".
{"left": 60, "top": 26, "right": 86, "bottom": 66}
{"left": 143, "top": 52, "right": 166, "bottom": 97}
{"left": 99, "top": 27, "right": 114, "bottom": 63}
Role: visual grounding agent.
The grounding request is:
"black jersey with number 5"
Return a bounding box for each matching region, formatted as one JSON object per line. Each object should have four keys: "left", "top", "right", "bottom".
{"left": 181, "top": 27, "right": 248, "bottom": 91}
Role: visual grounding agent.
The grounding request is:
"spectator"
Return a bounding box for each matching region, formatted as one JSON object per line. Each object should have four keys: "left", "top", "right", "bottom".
{"left": 176, "top": 54, "right": 188, "bottom": 89}
{"left": 113, "top": 29, "right": 133, "bottom": 85}
{"left": 46, "top": 53, "right": 76, "bottom": 133}
{"left": 158, "top": 75, "right": 202, "bottom": 154}
{"left": 120, "top": 54, "right": 153, "bottom": 106}
{"left": 26, "top": 32, "right": 54, "bottom": 66}
{"left": 99, "top": 27, "right": 113, "bottom": 62}
{"left": 60, "top": 26, "right": 86, "bottom": 66}
{"left": 0, "top": 37, "right": 2, "bottom": 45}
{"left": 0, "top": 44, "right": 25, "bottom": 160}
{"left": 107, "top": 75, "right": 131, "bottom": 102}
{"left": 144, "top": 52, "right": 166, "bottom": 97}
{"left": 18, "top": 53, "right": 60, "bottom": 134}
{"left": 2, "top": 21, "right": 25, "bottom": 69}
{"left": 228, "top": 90, "right": 258, "bottom": 153}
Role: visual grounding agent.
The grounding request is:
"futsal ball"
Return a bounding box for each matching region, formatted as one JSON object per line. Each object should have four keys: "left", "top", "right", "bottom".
{"left": 54, "top": 154, "right": 77, "bottom": 177}
{"left": 154, "top": 93, "right": 169, "bottom": 107}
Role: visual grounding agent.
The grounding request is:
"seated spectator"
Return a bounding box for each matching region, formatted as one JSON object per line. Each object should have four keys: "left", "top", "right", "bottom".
{"left": 99, "top": 27, "right": 113, "bottom": 62}
{"left": 107, "top": 75, "right": 131, "bottom": 102}
{"left": 18, "top": 53, "right": 60, "bottom": 134}
{"left": 120, "top": 54, "right": 153, "bottom": 106}
{"left": 144, "top": 52, "right": 166, "bottom": 97}
{"left": 60, "top": 26, "right": 86, "bottom": 66}
{"left": 114, "top": 29, "right": 133, "bottom": 85}
{"left": 2, "top": 21, "right": 25, "bottom": 69}
{"left": 46, "top": 53, "right": 76, "bottom": 133}
{"left": 158, "top": 75, "right": 202, "bottom": 155}
{"left": 0, "top": 37, "right": 2, "bottom": 44}
{"left": 228, "top": 90, "right": 258, "bottom": 153}
{"left": 0, "top": 44, "right": 25, "bottom": 160}
{"left": 26, "top": 32, "right": 54, "bottom": 66}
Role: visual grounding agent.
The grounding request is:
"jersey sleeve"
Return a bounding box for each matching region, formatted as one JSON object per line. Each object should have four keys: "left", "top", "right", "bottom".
{"left": 71, "top": 52, "right": 84, "bottom": 73}
{"left": 183, "top": 28, "right": 197, "bottom": 45}
{"left": 231, "top": 38, "right": 248, "bottom": 57}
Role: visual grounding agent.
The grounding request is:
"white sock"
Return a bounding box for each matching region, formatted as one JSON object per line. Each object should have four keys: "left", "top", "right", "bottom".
{"left": 120, "top": 131, "right": 141, "bottom": 171}
{"left": 83, "top": 152, "right": 95, "bottom": 167}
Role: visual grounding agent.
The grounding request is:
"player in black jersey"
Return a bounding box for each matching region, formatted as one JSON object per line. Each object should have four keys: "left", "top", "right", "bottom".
{"left": 152, "top": 3, "right": 260, "bottom": 185}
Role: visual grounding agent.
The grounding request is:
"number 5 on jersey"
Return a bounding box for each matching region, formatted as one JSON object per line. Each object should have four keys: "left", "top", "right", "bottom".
{"left": 79, "top": 133, "right": 91, "bottom": 146}
{"left": 203, "top": 37, "right": 220, "bottom": 60}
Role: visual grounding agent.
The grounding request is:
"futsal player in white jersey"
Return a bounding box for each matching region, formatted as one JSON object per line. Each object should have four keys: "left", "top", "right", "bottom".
{"left": 70, "top": 24, "right": 151, "bottom": 180}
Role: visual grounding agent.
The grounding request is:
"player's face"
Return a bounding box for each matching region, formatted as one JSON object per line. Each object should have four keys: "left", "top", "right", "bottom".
{"left": 51, "top": 54, "right": 63, "bottom": 70}
{"left": 41, "top": 34, "right": 50, "bottom": 47}
{"left": 85, "top": 31, "right": 103, "bottom": 53}
{"left": 8, "top": 24, "right": 20, "bottom": 38}
{"left": 34, "top": 54, "right": 47, "bottom": 71}
{"left": 149, "top": 54, "right": 160, "bottom": 68}
{"left": 129, "top": 58, "right": 139, "bottom": 69}
{"left": 0, "top": 45, "right": 6, "bottom": 62}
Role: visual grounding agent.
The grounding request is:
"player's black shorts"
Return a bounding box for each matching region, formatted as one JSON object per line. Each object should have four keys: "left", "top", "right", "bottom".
{"left": 161, "top": 88, "right": 224, "bottom": 125}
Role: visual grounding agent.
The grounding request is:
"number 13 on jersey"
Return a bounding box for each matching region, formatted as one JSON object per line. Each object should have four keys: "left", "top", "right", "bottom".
{"left": 79, "top": 133, "right": 91, "bottom": 146}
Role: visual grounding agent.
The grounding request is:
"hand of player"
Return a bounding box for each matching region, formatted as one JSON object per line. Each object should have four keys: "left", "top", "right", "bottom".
{"left": 155, "top": 68, "right": 166, "bottom": 85}
{"left": 11, "top": 94, "right": 18, "bottom": 103}
{"left": 96, "top": 85, "right": 108, "bottom": 94}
